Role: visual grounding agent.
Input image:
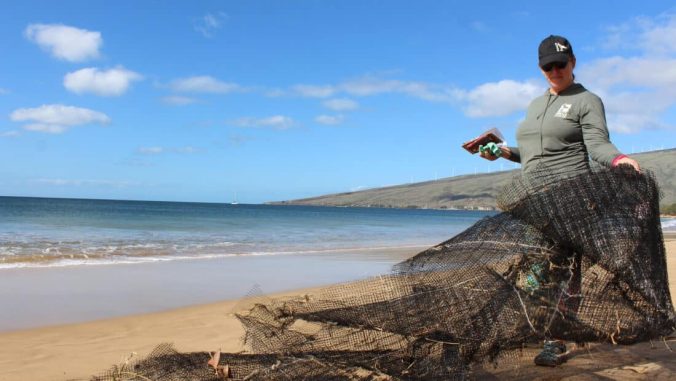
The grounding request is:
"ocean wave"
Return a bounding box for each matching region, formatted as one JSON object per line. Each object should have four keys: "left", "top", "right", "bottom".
{"left": 663, "top": 218, "right": 676, "bottom": 231}
{"left": 0, "top": 240, "right": 241, "bottom": 267}
{"left": 0, "top": 252, "right": 243, "bottom": 270}
{"left": 0, "top": 243, "right": 430, "bottom": 270}
{"left": 3, "top": 217, "right": 674, "bottom": 270}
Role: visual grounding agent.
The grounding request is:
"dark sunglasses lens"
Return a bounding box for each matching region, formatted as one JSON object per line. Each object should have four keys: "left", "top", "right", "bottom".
{"left": 543, "top": 61, "right": 568, "bottom": 72}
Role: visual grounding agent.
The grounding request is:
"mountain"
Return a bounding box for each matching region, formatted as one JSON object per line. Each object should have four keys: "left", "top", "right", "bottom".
{"left": 269, "top": 149, "right": 676, "bottom": 210}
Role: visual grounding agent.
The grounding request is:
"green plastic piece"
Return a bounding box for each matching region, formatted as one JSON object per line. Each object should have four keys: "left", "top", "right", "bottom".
{"left": 524, "top": 263, "right": 545, "bottom": 294}
{"left": 479, "top": 142, "right": 502, "bottom": 157}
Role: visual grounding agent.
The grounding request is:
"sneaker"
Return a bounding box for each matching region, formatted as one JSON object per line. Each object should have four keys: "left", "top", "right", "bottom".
{"left": 544, "top": 340, "right": 566, "bottom": 354}
{"left": 534, "top": 340, "right": 567, "bottom": 367}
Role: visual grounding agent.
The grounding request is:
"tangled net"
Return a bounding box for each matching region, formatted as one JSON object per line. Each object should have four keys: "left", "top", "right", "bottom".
{"left": 87, "top": 166, "right": 674, "bottom": 380}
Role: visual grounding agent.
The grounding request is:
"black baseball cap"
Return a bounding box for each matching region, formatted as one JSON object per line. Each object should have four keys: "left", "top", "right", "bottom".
{"left": 538, "top": 35, "right": 574, "bottom": 67}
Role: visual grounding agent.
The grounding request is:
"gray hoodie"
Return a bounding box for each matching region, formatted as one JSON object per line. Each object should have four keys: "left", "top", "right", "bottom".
{"left": 508, "top": 83, "right": 622, "bottom": 173}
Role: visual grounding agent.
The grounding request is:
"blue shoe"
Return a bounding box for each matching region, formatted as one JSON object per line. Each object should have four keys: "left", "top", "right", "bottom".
{"left": 534, "top": 340, "right": 567, "bottom": 367}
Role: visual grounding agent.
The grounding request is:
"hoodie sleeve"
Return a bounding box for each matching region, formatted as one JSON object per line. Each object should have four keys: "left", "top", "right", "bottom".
{"left": 580, "top": 93, "right": 623, "bottom": 167}
{"left": 506, "top": 146, "right": 521, "bottom": 163}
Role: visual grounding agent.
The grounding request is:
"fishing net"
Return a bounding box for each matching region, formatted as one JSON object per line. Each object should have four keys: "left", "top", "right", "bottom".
{"left": 85, "top": 166, "right": 674, "bottom": 380}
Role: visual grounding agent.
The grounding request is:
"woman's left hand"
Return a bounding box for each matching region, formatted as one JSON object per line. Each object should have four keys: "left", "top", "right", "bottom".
{"left": 614, "top": 156, "right": 641, "bottom": 172}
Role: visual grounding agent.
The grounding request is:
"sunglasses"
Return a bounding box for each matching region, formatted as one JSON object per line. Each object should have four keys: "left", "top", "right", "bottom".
{"left": 541, "top": 61, "right": 569, "bottom": 72}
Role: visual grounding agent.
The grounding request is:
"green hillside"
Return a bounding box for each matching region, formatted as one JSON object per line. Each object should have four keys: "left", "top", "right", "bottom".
{"left": 270, "top": 149, "right": 676, "bottom": 211}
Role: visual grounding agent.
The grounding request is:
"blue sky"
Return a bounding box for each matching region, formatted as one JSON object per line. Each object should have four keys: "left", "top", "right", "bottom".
{"left": 1, "top": 1, "right": 675, "bottom": 203}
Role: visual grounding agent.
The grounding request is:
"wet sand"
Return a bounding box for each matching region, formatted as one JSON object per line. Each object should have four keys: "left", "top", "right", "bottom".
{"left": 0, "top": 246, "right": 422, "bottom": 332}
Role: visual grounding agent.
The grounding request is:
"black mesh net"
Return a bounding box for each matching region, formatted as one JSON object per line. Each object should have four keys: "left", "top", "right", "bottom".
{"left": 83, "top": 166, "right": 675, "bottom": 380}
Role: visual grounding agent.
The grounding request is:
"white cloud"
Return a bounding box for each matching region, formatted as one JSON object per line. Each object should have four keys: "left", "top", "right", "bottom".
{"left": 458, "top": 79, "right": 543, "bottom": 117}
{"left": 176, "top": 146, "right": 199, "bottom": 154}
{"left": 138, "top": 146, "right": 201, "bottom": 155}
{"left": 602, "top": 13, "right": 676, "bottom": 55}
{"left": 287, "top": 77, "right": 462, "bottom": 108}
{"left": 138, "top": 146, "right": 164, "bottom": 155}
{"left": 579, "top": 13, "right": 676, "bottom": 133}
{"left": 578, "top": 56, "right": 676, "bottom": 89}
{"left": 599, "top": 90, "right": 673, "bottom": 115}
{"left": 0, "top": 88, "right": 9, "bottom": 95}
{"left": 10, "top": 104, "right": 110, "bottom": 134}
{"left": 228, "top": 134, "right": 255, "bottom": 145}
{"left": 291, "top": 76, "right": 536, "bottom": 117}
{"left": 33, "top": 178, "right": 136, "bottom": 187}
{"left": 315, "top": 114, "right": 344, "bottom": 125}
{"left": 264, "top": 88, "right": 287, "bottom": 97}
{"left": 606, "top": 113, "right": 668, "bottom": 134}
{"left": 337, "top": 76, "right": 460, "bottom": 104}
{"left": 292, "top": 84, "right": 336, "bottom": 98}
{"left": 195, "top": 12, "right": 227, "bottom": 38}
{"left": 340, "top": 77, "right": 402, "bottom": 96}
{"left": 169, "top": 76, "right": 241, "bottom": 93}
{"left": 323, "top": 98, "right": 359, "bottom": 111}
{"left": 596, "top": 89, "right": 674, "bottom": 133}
{"left": 397, "top": 82, "right": 460, "bottom": 103}
{"left": 1, "top": 130, "right": 20, "bottom": 138}
{"left": 64, "top": 67, "right": 142, "bottom": 96}
{"left": 232, "top": 115, "right": 295, "bottom": 130}
{"left": 640, "top": 14, "right": 676, "bottom": 55}
{"left": 25, "top": 23, "right": 102, "bottom": 62}
{"left": 162, "top": 95, "right": 197, "bottom": 105}
{"left": 350, "top": 185, "right": 375, "bottom": 192}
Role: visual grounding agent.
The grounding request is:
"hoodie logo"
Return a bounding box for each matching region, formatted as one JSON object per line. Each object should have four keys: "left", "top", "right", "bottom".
{"left": 554, "top": 42, "right": 568, "bottom": 52}
{"left": 554, "top": 103, "right": 572, "bottom": 118}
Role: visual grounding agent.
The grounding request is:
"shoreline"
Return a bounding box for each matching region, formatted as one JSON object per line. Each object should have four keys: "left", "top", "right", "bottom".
{"left": 0, "top": 245, "right": 425, "bottom": 332}
{"left": 0, "top": 238, "right": 674, "bottom": 380}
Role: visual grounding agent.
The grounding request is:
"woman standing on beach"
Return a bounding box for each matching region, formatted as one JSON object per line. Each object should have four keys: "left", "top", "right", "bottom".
{"left": 479, "top": 35, "right": 642, "bottom": 366}
{"left": 480, "top": 35, "right": 639, "bottom": 173}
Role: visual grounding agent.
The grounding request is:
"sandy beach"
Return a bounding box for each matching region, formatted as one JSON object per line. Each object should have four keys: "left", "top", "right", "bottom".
{"left": 0, "top": 238, "right": 674, "bottom": 381}
{"left": 0, "top": 246, "right": 421, "bottom": 381}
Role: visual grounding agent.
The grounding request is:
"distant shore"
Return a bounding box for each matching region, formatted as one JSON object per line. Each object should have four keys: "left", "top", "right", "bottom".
{"left": 267, "top": 150, "right": 676, "bottom": 211}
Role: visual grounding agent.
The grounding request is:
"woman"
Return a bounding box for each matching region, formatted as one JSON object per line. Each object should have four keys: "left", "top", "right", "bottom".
{"left": 480, "top": 35, "right": 640, "bottom": 173}
{"left": 479, "top": 35, "right": 642, "bottom": 366}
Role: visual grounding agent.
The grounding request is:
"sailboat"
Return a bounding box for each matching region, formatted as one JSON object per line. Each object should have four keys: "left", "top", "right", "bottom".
{"left": 230, "top": 192, "right": 239, "bottom": 205}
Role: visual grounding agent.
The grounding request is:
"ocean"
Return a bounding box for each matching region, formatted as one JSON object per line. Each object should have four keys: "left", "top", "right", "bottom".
{"left": 2, "top": 196, "right": 674, "bottom": 271}
{"left": 0, "top": 196, "right": 493, "bottom": 270}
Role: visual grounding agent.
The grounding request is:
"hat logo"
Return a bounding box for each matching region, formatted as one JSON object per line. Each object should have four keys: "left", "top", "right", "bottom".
{"left": 554, "top": 42, "right": 568, "bottom": 52}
